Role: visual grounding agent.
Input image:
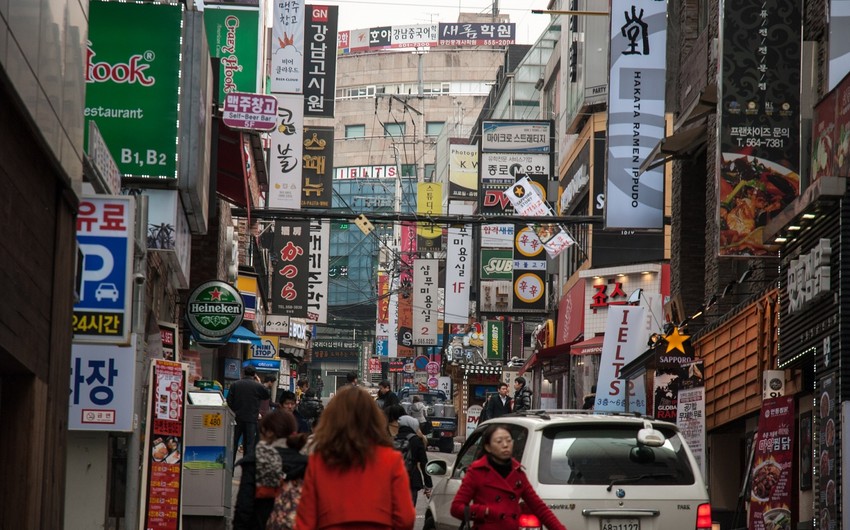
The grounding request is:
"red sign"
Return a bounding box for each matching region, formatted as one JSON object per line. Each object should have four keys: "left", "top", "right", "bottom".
{"left": 222, "top": 92, "right": 278, "bottom": 131}
{"left": 748, "top": 396, "right": 794, "bottom": 530}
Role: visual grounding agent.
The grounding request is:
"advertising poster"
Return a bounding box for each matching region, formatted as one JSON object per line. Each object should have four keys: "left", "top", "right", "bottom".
{"left": 204, "top": 5, "right": 260, "bottom": 103}
{"left": 69, "top": 339, "right": 136, "bottom": 431}
{"left": 594, "top": 306, "right": 648, "bottom": 413}
{"left": 85, "top": 1, "right": 182, "bottom": 179}
{"left": 268, "top": 94, "right": 304, "bottom": 209}
{"left": 271, "top": 221, "right": 311, "bottom": 317}
{"left": 818, "top": 375, "right": 837, "bottom": 530}
{"left": 412, "top": 259, "right": 439, "bottom": 345}
{"left": 718, "top": 0, "right": 801, "bottom": 256}
{"left": 73, "top": 195, "right": 135, "bottom": 344}
{"left": 141, "top": 360, "right": 186, "bottom": 530}
{"left": 811, "top": 91, "right": 837, "bottom": 182}
{"left": 387, "top": 275, "right": 399, "bottom": 357}
{"left": 677, "top": 384, "right": 706, "bottom": 479}
{"left": 307, "top": 220, "right": 330, "bottom": 323}
{"left": 747, "top": 396, "right": 795, "bottom": 530}
{"left": 397, "top": 223, "right": 416, "bottom": 357}
{"left": 834, "top": 76, "right": 850, "bottom": 177}
{"left": 606, "top": 0, "right": 666, "bottom": 229}
{"left": 302, "top": 126, "right": 334, "bottom": 208}
{"left": 652, "top": 329, "right": 696, "bottom": 421}
{"left": 449, "top": 144, "right": 479, "bottom": 199}
{"left": 303, "top": 5, "right": 338, "bottom": 117}
{"left": 159, "top": 323, "right": 177, "bottom": 361}
{"left": 271, "top": 0, "right": 305, "bottom": 93}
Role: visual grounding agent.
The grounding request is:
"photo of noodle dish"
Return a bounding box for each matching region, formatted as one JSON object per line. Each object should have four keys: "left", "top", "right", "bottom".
{"left": 751, "top": 458, "right": 783, "bottom": 502}
{"left": 763, "top": 507, "right": 791, "bottom": 530}
{"left": 718, "top": 154, "right": 799, "bottom": 255}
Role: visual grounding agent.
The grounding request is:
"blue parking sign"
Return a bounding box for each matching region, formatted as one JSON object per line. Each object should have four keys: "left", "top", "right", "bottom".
{"left": 73, "top": 196, "right": 135, "bottom": 344}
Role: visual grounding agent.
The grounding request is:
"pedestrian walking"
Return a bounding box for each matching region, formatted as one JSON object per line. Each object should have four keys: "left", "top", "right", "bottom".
{"left": 227, "top": 366, "right": 271, "bottom": 462}
{"left": 394, "top": 414, "right": 433, "bottom": 506}
{"left": 255, "top": 409, "right": 309, "bottom": 529}
{"left": 294, "top": 386, "right": 416, "bottom": 530}
{"left": 407, "top": 394, "right": 432, "bottom": 435}
{"left": 259, "top": 374, "right": 278, "bottom": 418}
{"left": 481, "top": 382, "right": 512, "bottom": 421}
{"left": 278, "top": 390, "right": 312, "bottom": 434}
{"left": 376, "top": 379, "right": 400, "bottom": 411}
{"left": 450, "top": 424, "right": 566, "bottom": 530}
{"left": 512, "top": 376, "right": 533, "bottom": 413}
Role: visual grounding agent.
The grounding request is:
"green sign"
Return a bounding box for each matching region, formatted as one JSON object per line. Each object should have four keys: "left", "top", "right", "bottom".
{"left": 204, "top": 6, "right": 260, "bottom": 104}
{"left": 485, "top": 321, "right": 504, "bottom": 360}
{"left": 186, "top": 281, "right": 245, "bottom": 340}
{"left": 84, "top": 0, "right": 183, "bottom": 178}
{"left": 480, "top": 249, "right": 513, "bottom": 280}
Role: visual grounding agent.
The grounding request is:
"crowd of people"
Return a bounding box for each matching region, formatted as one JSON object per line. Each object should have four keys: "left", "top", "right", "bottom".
{"left": 226, "top": 370, "right": 557, "bottom": 530}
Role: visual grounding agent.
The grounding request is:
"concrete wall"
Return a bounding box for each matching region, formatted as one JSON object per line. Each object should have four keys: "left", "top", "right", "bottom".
{"left": 63, "top": 432, "right": 109, "bottom": 530}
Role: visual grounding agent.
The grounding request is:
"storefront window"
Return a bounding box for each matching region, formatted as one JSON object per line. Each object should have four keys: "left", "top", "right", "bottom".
{"left": 569, "top": 354, "right": 601, "bottom": 408}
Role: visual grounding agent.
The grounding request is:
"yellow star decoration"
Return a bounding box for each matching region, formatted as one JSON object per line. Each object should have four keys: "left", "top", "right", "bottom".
{"left": 664, "top": 327, "right": 690, "bottom": 353}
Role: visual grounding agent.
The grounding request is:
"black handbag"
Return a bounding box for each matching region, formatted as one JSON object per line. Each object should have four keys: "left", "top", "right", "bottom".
{"left": 458, "top": 505, "right": 472, "bottom": 530}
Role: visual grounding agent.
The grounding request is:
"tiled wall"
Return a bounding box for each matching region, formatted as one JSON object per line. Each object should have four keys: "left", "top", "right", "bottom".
{"left": 0, "top": 0, "right": 87, "bottom": 188}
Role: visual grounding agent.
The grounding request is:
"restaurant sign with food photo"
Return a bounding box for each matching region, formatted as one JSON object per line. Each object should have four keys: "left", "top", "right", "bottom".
{"left": 748, "top": 396, "right": 794, "bottom": 530}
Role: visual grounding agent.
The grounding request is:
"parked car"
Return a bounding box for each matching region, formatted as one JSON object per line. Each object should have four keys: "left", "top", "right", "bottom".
{"left": 424, "top": 410, "right": 712, "bottom": 530}
{"left": 398, "top": 387, "right": 457, "bottom": 454}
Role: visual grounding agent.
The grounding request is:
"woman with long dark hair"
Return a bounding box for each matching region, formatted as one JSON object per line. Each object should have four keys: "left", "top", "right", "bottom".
{"left": 255, "top": 409, "right": 309, "bottom": 528}
{"left": 294, "top": 386, "right": 415, "bottom": 530}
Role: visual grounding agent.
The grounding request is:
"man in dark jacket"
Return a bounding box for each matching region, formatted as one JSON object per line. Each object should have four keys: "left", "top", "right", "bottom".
{"left": 481, "top": 382, "right": 512, "bottom": 422}
{"left": 513, "top": 376, "right": 533, "bottom": 412}
{"left": 376, "top": 379, "right": 399, "bottom": 411}
{"left": 396, "top": 416, "right": 433, "bottom": 505}
{"left": 227, "top": 366, "right": 270, "bottom": 463}
{"left": 278, "top": 390, "right": 311, "bottom": 433}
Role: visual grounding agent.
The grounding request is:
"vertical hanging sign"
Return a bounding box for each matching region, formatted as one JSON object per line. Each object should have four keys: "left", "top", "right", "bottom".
{"left": 302, "top": 126, "right": 334, "bottom": 208}
{"left": 445, "top": 203, "right": 473, "bottom": 324}
{"left": 268, "top": 94, "right": 304, "bottom": 209}
{"left": 307, "top": 220, "right": 329, "bottom": 323}
{"left": 303, "top": 5, "right": 338, "bottom": 117}
{"left": 271, "top": 0, "right": 305, "bottom": 94}
{"left": 271, "top": 221, "right": 311, "bottom": 317}
{"left": 412, "top": 259, "right": 439, "bottom": 345}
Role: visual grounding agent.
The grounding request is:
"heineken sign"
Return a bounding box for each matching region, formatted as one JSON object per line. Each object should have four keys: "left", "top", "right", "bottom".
{"left": 186, "top": 281, "right": 245, "bottom": 340}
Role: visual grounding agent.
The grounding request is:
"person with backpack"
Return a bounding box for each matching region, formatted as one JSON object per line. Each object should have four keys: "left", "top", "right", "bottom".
{"left": 254, "top": 409, "right": 309, "bottom": 529}
{"left": 395, "top": 415, "right": 433, "bottom": 505}
{"left": 512, "top": 376, "right": 533, "bottom": 413}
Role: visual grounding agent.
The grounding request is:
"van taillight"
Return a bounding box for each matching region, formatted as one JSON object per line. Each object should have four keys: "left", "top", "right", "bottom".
{"left": 518, "top": 514, "right": 541, "bottom": 529}
{"left": 696, "top": 503, "right": 712, "bottom": 529}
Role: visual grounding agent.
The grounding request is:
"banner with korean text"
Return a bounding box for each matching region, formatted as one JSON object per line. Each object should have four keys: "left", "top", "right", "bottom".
{"left": 307, "top": 220, "right": 329, "bottom": 323}
{"left": 303, "top": 5, "right": 338, "bottom": 117}
{"left": 69, "top": 339, "right": 137, "bottom": 431}
{"left": 376, "top": 272, "right": 390, "bottom": 356}
{"left": 747, "top": 396, "right": 794, "bottom": 530}
{"left": 271, "top": 0, "right": 305, "bottom": 93}
{"left": 417, "top": 182, "right": 443, "bottom": 250}
{"left": 397, "top": 223, "right": 416, "bottom": 357}
{"left": 302, "top": 126, "right": 333, "bottom": 208}
{"left": 594, "top": 305, "right": 648, "bottom": 413}
{"left": 718, "top": 0, "right": 801, "bottom": 256}
{"left": 606, "top": 0, "right": 666, "bottom": 229}
{"left": 268, "top": 94, "right": 304, "bottom": 209}
{"left": 412, "top": 259, "right": 439, "bottom": 345}
{"left": 445, "top": 203, "right": 473, "bottom": 324}
{"left": 271, "top": 221, "right": 310, "bottom": 317}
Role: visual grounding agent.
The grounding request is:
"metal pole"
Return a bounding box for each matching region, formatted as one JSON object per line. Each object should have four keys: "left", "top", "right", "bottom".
{"left": 125, "top": 194, "right": 148, "bottom": 529}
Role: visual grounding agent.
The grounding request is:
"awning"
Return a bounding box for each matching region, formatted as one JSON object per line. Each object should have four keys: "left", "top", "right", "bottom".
{"left": 639, "top": 123, "right": 708, "bottom": 175}
{"left": 518, "top": 340, "right": 581, "bottom": 375}
{"left": 571, "top": 335, "right": 605, "bottom": 356}
{"left": 215, "top": 119, "right": 267, "bottom": 208}
{"left": 228, "top": 325, "right": 263, "bottom": 346}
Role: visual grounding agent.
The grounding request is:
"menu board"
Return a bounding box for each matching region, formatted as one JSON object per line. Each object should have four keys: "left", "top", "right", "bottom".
{"left": 747, "top": 396, "right": 795, "bottom": 530}
{"left": 141, "top": 360, "right": 186, "bottom": 530}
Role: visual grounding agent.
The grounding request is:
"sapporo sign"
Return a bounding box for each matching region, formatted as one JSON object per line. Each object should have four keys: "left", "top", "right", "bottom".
{"left": 186, "top": 281, "right": 245, "bottom": 342}
{"left": 84, "top": 0, "right": 183, "bottom": 179}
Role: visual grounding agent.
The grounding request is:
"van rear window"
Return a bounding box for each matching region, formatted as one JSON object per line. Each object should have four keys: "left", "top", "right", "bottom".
{"left": 537, "top": 425, "right": 696, "bottom": 486}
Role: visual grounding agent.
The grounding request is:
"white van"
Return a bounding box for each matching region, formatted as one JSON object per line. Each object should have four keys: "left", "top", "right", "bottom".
{"left": 425, "top": 411, "right": 712, "bottom": 530}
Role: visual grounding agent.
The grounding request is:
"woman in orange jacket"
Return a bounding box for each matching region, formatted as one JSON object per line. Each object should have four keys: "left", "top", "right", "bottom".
{"left": 294, "top": 385, "right": 416, "bottom": 530}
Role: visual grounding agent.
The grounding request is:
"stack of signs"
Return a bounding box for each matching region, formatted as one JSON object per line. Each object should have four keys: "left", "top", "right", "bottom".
{"left": 504, "top": 176, "right": 575, "bottom": 258}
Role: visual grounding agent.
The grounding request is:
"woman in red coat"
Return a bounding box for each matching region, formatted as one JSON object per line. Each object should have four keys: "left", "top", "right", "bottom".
{"left": 450, "top": 424, "right": 566, "bottom": 530}
{"left": 294, "top": 385, "right": 416, "bottom": 530}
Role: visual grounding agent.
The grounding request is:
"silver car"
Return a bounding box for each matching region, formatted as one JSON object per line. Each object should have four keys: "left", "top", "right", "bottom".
{"left": 424, "top": 410, "right": 712, "bottom": 530}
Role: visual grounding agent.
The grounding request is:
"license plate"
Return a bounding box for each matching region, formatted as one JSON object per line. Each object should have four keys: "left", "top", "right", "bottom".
{"left": 432, "top": 421, "right": 441, "bottom": 427}
{"left": 600, "top": 518, "right": 639, "bottom": 530}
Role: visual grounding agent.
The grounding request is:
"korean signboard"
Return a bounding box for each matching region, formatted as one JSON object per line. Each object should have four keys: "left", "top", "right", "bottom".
{"left": 376, "top": 272, "right": 390, "bottom": 357}
{"left": 481, "top": 121, "right": 550, "bottom": 153}
{"left": 449, "top": 144, "right": 479, "bottom": 199}
{"left": 606, "top": 0, "right": 667, "bottom": 230}
{"left": 302, "top": 126, "right": 334, "bottom": 208}
{"left": 271, "top": 0, "right": 305, "bottom": 94}
{"left": 417, "top": 182, "right": 443, "bottom": 249}
{"left": 438, "top": 22, "right": 515, "bottom": 46}
{"left": 445, "top": 203, "right": 473, "bottom": 324}
{"left": 85, "top": 1, "right": 182, "bottom": 179}
{"left": 264, "top": 314, "right": 290, "bottom": 335}
{"left": 204, "top": 5, "right": 260, "bottom": 103}
{"left": 512, "top": 226, "right": 547, "bottom": 312}
{"left": 140, "top": 359, "right": 186, "bottom": 530}
{"left": 268, "top": 94, "right": 304, "bottom": 209}
{"left": 481, "top": 224, "right": 514, "bottom": 248}
{"left": 338, "top": 22, "right": 514, "bottom": 54}
{"left": 307, "top": 220, "right": 330, "bottom": 323}
{"left": 222, "top": 92, "right": 278, "bottom": 131}
{"left": 303, "top": 5, "right": 338, "bottom": 117}
{"left": 480, "top": 152, "right": 549, "bottom": 182}
{"left": 271, "top": 221, "right": 311, "bottom": 317}
{"left": 505, "top": 176, "right": 575, "bottom": 258}
{"left": 747, "top": 396, "right": 794, "bottom": 530}
{"left": 397, "top": 223, "right": 416, "bottom": 357}
{"left": 413, "top": 259, "right": 439, "bottom": 345}
{"left": 718, "top": 0, "right": 801, "bottom": 256}
{"left": 69, "top": 339, "right": 137, "bottom": 431}
{"left": 73, "top": 195, "right": 135, "bottom": 344}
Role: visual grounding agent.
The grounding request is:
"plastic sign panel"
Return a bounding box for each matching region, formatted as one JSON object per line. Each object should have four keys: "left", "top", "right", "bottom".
{"left": 84, "top": 1, "right": 183, "bottom": 179}
{"left": 185, "top": 281, "right": 245, "bottom": 343}
{"left": 69, "top": 338, "right": 137, "bottom": 431}
{"left": 204, "top": 5, "right": 260, "bottom": 102}
{"left": 412, "top": 259, "right": 439, "bottom": 345}
{"left": 271, "top": 0, "right": 305, "bottom": 93}
{"left": 222, "top": 92, "right": 278, "bottom": 131}
{"left": 303, "top": 5, "right": 338, "bottom": 118}
{"left": 268, "top": 94, "right": 304, "bottom": 209}
{"left": 73, "top": 195, "right": 135, "bottom": 344}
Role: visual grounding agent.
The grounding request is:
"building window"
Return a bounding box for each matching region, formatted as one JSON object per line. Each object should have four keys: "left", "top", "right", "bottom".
{"left": 384, "top": 122, "right": 406, "bottom": 137}
{"left": 424, "top": 163, "right": 436, "bottom": 181}
{"left": 426, "top": 121, "right": 444, "bottom": 137}
{"left": 400, "top": 164, "right": 416, "bottom": 177}
{"left": 345, "top": 124, "right": 365, "bottom": 139}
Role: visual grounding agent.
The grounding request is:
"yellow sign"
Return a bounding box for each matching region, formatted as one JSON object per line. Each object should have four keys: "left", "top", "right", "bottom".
{"left": 203, "top": 413, "right": 223, "bottom": 428}
{"left": 417, "top": 182, "right": 442, "bottom": 239}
